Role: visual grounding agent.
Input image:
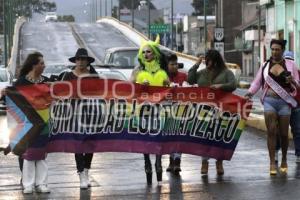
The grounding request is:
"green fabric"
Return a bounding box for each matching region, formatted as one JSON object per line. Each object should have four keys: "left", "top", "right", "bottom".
{"left": 187, "top": 64, "right": 237, "bottom": 92}
{"left": 144, "top": 60, "right": 161, "bottom": 73}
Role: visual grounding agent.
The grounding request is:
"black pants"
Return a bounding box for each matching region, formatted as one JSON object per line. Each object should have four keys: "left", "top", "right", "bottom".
{"left": 18, "top": 156, "right": 23, "bottom": 172}
{"left": 75, "top": 153, "right": 93, "bottom": 172}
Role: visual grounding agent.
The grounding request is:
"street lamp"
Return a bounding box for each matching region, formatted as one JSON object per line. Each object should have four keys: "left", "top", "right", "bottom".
{"left": 171, "top": 0, "right": 174, "bottom": 50}
{"left": 131, "top": 0, "right": 134, "bottom": 28}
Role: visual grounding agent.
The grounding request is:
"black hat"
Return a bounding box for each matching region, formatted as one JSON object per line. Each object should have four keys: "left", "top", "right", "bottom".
{"left": 69, "top": 48, "right": 95, "bottom": 63}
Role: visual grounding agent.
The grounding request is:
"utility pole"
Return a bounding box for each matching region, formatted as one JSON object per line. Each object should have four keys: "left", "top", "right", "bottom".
{"left": 95, "top": 0, "right": 98, "bottom": 21}
{"left": 171, "top": 0, "right": 174, "bottom": 50}
{"left": 100, "top": 0, "right": 102, "bottom": 17}
{"left": 118, "top": 0, "right": 120, "bottom": 21}
{"left": 204, "top": 0, "right": 207, "bottom": 52}
{"left": 258, "top": 5, "right": 261, "bottom": 68}
{"left": 131, "top": 0, "right": 134, "bottom": 28}
{"left": 3, "top": 0, "right": 7, "bottom": 66}
{"left": 105, "top": 0, "right": 107, "bottom": 16}
{"left": 148, "top": 0, "right": 150, "bottom": 39}
{"left": 111, "top": 0, "right": 113, "bottom": 17}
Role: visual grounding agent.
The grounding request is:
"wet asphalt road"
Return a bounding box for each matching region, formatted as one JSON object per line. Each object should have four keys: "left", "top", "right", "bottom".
{"left": 73, "top": 22, "right": 137, "bottom": 62}
{"left": 20, "top": 21, "right": 79, "bottom": 65}
{"left": 0, "top": 112, "right": 300, "bottom": 200}
{"left": 10, "top": 19, "right": 300, "bottom": 200}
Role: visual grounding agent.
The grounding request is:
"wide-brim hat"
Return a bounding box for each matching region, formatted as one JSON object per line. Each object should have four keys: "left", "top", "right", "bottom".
{"left": 69, "top": 48, "right": 95, "bottom": 63}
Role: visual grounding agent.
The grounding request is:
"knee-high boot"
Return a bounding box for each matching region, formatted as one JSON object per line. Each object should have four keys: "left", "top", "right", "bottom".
{"left": 155, "top": 155, "right": 162, "bottom": 182}
{"left": 144, "top": 154, "right": 152, "bottom": 185}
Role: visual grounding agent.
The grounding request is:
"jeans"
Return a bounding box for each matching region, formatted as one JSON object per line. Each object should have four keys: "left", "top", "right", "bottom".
{"left": 75, "top": 153, "right": 93, "bottom": 172}
{"left": 263, "top": 96, "right": 291, "bottom": 116}
{"left": 290, "top": 107, "right": 300, "bottom": 156}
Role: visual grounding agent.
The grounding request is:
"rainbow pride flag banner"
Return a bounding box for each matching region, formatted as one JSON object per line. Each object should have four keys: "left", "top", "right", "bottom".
{"left": 6, "top": 78, "right": 252, "bottom": 160}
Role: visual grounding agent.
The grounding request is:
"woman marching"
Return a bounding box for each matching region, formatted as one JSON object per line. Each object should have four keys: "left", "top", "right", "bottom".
{"left": 131, "top": 36, "right": 169, "bottom": 185}
{"left": 187, "top": 49, "right": 237, "bottom": 175}
{"left": 245, "top": 39, "right": 299, "bottom": 175}
{"left": 16, "top": 52, "right": 51, "bottom": 194}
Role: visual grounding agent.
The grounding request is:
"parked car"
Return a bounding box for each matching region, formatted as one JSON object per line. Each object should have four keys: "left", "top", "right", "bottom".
{"left": 42, "top": 63, "right": 69, "bottom": 81}
{"left": 103, "top": 47, "right": 139, "bottom": 79}
{"left": 0, "top": 66, "right": 13, "bottom": 114}
{"left": 45, "top": 12, "right": 58, "bottom": 22}
{"left": 95, "top": 68, "right": 127, "bottom": 81}
{"left": 104, "top": 47, "right": 139, "bottom": 67}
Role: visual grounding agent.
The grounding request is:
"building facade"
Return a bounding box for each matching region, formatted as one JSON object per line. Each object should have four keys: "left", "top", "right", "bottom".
{"left": 262, "top": 0, "right": 300, "bottom": 67}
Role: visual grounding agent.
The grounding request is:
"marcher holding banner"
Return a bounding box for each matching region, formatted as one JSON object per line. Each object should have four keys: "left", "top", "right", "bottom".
{"left": 187, "top": 49, "right": 237, "bottom": 175}
{"left": 283, "top": 51, "right": 300, "bottom": 163}
{"left": 245, "top": 39, "right": 299, "bottom": 175}
{"left": 57, "top": 48, "right": 98, "bottom": 189}
{"left": 15, "top": 52, "right": 50, "bottom": 194}
{"left": 131, "top": 35, "right": 169, "bottom": 185}
{"left": 165, "top": 54, "right": 187, "bottom": 175}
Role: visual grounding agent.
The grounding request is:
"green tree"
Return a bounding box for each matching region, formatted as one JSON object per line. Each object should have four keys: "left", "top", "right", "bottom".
{"left": 0, "top": 0, "right": 56, "bottom": 33}
{"left": 120, "top": 0, "right": 156, "bottom": 10}
{"left": 57, "top": 15, "right": 75, "bottom": 22}
{"left": 153, "top": 17, "right": 164, "bottom": 24}
{"left": 191, "top": 0, "right": 217, "bottom": 16}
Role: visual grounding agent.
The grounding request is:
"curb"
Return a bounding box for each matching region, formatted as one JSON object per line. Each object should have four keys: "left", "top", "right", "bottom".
{"left": 246, "top": 113, "right": 293, "bottom": 139}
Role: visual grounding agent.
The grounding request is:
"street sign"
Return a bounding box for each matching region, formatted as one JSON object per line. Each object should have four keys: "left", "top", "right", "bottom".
{"left": 150, "top": 24, "right": 170, "bottom": 34}
{"left": 214, "top": 27, "right": 224, "bottom": 42}
{"left": 214, "top": 42, "right": 224, "bottom": 57}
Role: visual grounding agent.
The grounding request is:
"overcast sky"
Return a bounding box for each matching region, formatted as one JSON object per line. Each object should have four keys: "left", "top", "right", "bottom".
{"left": 51, "top": 0, "right": 194, "bottom": 22}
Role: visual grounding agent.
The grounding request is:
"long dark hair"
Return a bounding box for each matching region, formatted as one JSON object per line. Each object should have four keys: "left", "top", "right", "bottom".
{"left": 19, "top": 52, "right": 43, "bottom": 77}
{"left": 205, "top": 49, "right": 226, "bottom": 81}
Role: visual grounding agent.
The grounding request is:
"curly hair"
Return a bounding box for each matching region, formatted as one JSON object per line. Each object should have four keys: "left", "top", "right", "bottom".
{"left": 19, "top": 52, "right": 43, "bottom": 77}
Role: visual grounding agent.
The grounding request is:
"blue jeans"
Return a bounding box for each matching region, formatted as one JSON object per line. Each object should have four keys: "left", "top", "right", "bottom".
{"left": 263, "top": 96, "right": 291, "bottom": 116}
{"left": 290, "top": 107, "right": 300, "bottom": 156}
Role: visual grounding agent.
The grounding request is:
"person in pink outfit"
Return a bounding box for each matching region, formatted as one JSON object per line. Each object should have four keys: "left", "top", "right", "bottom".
{"left": 245, "top": 39, "right": 300, "bottom": 175}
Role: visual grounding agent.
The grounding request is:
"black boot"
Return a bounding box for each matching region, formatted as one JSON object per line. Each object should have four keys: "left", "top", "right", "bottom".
{"left": 155, "top": 155, "right": 162, "bottom": 182}
{"left": 144, "top": 154, "right": 152, "bottom": 185}
{"left": 173, "top": 158, "right": 181, "bottom": 175}
{"left": 166, "top": 157, "right": 174, "bottom": 172}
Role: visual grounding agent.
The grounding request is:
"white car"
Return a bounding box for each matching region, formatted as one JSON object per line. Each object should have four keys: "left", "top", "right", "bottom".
{"left": 103, "top": 47, "right": 139, "bottom": 79}
{"left": 45, "top": 12, "right": 58, "bottom": 22}
{"left": 95, "top": 68, "right": 127, "bottom": 81}
{"left": 42, "top": 63, "right": 69, "bottom": 81}
{"left": 0, "top": 66, "right": 13, "bottom": 114}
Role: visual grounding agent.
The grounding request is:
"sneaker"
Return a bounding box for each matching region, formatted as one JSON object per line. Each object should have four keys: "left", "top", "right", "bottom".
{"left": 79, "top": 171, "right": 88, "bottom": 189}
{"left": 84, "top": 168, "right": 91, "bottom": 187}
{"left": 296, "top": 156, "right": 300, "bottom": 163}
{"left": 166, "top": 158, "right": 174, "bottom": 172}
{"left": 173, "top": 158, "right": 181, "bottom": 174}
{"left": 36, "top": 185, "right": 50, "bottom": 193}
{"left": 23, "top": 187, "right": 33, "bottom": 194}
